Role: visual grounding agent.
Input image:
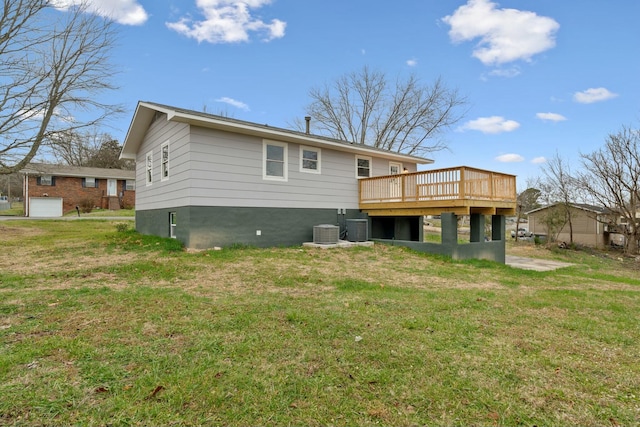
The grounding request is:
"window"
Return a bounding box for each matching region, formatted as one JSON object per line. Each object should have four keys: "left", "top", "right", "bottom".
{"left": 161, "top": 142, "right": 170, "bottom": 181}
{"left": 389, "top": 162, "right": 402, "bottom": 175}
{"left": 125, "top": 180, "right": 135, "bottom": 191}
{"left": 263, "top": 140, "right": 288, "bottom": 181}
{"left": 83, "top": 177, "right": 97, "bottom": 188}
{"left": 169, "top": 212, "right": 177, "bottom": 238}
{"left": 145, "top": 151, "right": 153, "bottom": 186}
{"left": 38, "top": 175, "right": 54, "bottom": 186}
{"left": 300, "top": 146, "right": 321, "bottom": 174}
{"left": 355, "top": 156, "right": 372, "bottom": 178}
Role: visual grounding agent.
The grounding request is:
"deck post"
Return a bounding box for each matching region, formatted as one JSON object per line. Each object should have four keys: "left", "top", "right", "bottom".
{"left": 441, "top": 213, "right": 458, "bottom": 246}
{"left": 491, "top": 214, "right": 506, "bottom": 241}
{"left": 470, "top": 213, "right": 484, "bottom": 242}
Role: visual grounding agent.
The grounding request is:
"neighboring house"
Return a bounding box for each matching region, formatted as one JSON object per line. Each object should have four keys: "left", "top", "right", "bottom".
{"left": 527, "top": 203, "right": 621, "bottom": 248}
{"left": 120, "top": 101, "right": 516, "bottom": 261}
{"left": 22, "top": 163, "right": 136, "bottom": 217}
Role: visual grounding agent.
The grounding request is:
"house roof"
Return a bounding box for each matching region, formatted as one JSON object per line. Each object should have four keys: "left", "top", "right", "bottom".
{"left": 22, "top": 163, "right": 136, "bottom": 180}
{"left": 120, "top": 101, "right": 434, "bottom": 164}
{"left": 526, "top": 203, "right": 610, "bottom": 215}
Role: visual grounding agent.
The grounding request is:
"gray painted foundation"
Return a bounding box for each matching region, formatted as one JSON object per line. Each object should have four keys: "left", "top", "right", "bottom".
{"left": 136, "top": 208, "right": 506, "bottom": 262}
{"left": 136, "top": 206, "right": 368, "bottom": 249}
{"left": 374, "top": 212, "right": 507, "bottom": 263}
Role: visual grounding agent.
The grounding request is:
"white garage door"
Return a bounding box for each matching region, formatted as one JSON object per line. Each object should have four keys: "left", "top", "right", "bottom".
{"left": 30, "top": 197, "right": 63, "bottom": 217}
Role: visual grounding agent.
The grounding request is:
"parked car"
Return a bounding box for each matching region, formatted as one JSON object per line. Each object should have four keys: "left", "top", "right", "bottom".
{"left": 511, "top": 228, "right": 533, "bottom": 238}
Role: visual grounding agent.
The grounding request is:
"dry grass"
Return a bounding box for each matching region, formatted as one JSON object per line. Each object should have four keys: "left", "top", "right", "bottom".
{"left": 1, "top": 220, "right": 639, "bottom": 426}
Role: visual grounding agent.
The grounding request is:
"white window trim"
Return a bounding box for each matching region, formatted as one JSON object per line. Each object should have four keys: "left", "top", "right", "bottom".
{"left": 355, "top": 155, "right": 372, "bottom": 179}
{"left": 161, "top": 141, "right": 170, "bottom": 182}
{"left": 40, "top": 175, "right": 53, "bottom": 186}
{"left": 389, "top": 162, "right": 403, "bottom": 175}
{"left": 300, "top": 145, "right": 321, "bottom": 174}
{"left": 169, "top": 212, "right": 177, "bottom": 239}
{"left": 263, "top": 140, "right": 288, "bottom": 181}
{"left": 125, "top": 180, "right": 135, "bottom": 191}
{"left": 145, "top": 151, "right": 153, "bottom": 186}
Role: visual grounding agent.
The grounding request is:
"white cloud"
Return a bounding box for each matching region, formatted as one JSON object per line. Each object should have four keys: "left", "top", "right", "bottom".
{"left": 442, "top": 0, "right": 559, "bottom": 66}
{"left": 460, "top": 116, "right": 520, "bottom": 134}
{"left": 536, "top": 112, "right": 567, "bottom": 122}
{"left": 573, "top": 87, "right": 618, "bottom": 104}
{"left": 215, "top": 97, "right": 250, "bottom": 111}
{"left": 487, "top": 67, "right": 521, "bottom": 78}
{"left": 166, "top": 0, "right": 286, "bottom": 44}
{"left": 531, "top": 156, "right": 547, "bottom": 164}
{"left": 495, "top": 153, "right": 524, "bottom": 163}
{"left": 406, "top": 58, "right": 418, "bottom": 67}
{"left": 51, "top": 0, "right": 148, "bottom": 25}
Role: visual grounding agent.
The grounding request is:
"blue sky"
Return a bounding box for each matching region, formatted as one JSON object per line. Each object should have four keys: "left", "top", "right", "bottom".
{"left": 57, "top": 0, "right": 640, "bottom": 188}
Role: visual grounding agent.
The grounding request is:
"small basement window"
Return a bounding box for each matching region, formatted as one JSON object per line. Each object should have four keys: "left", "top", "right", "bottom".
{"left": 169, "top": 212, "right": 177, "bottom": 238}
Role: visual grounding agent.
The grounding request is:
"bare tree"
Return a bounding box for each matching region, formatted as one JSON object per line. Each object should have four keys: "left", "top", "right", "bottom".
{"left": 47, "top": 128, "right": 102, "bottom": 166}
{"left": 0, "top": 0, "right": 122, "bottom": 174}
{"left": 514, "top": 185, "right": 541, "bottom": 241}
{"left": 47, "top": 129, "right": 134, "bottom": 169}
{"left": 86, "top": 139, "right": 134, "bottom": 170}
{"left": 539, "top": 152, "right": 580, "bottom": 245}
{"left": 303, "top": 66, "right": 468, "bottom": 156}
{"left": 539, "top": 204, "right": 568, "bottom": 243}
{"left": 578, "top": 125, "right": 640, "bottom": 254}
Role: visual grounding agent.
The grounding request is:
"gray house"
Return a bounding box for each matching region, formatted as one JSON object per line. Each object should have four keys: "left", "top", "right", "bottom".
{"left": 121, "top": 101, "right": 517, "bottom": 261}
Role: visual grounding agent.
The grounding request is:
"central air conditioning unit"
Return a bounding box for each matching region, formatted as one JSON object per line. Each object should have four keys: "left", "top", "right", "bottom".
{"left": 346, "top": 219, "right": 368, "bottom": 242}
{"left": 313, "top": 224, "right": 340, "bottom": 244}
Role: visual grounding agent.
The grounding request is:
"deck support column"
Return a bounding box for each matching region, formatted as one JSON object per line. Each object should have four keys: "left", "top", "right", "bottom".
{"left": 491, "top": 214, "right": 505, "bottom": 241}
{"left": 441, "top": 213, "right": 458, "bottom": 245}
{"left": 470, "top": 213, "right": 485, "bottom": 242}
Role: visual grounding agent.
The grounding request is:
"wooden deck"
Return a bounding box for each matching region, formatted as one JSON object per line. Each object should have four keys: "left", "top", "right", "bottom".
{"left": 359, "top": 166, "right": 517, "bottom": 216}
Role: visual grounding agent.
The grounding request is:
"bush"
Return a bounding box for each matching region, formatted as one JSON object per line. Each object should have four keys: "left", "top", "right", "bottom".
{"left": 115, "top": 222, "right": 130, "bottom": 233}
{"left": 79, "top": 198, "right": 95, "bottom": 213}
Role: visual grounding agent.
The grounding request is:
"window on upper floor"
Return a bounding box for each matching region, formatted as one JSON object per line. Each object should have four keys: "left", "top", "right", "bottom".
{"left": 161, "top": 142, "right": 170, "bottom": 181}
{"left": 300, "top": 146, "right": 321, "bottom": 174}
{"left": 355, "top": 155, "right": 372, "bottom": 178}
{"left": 263, "top": 140, "right": 288, "bottom": 181}
{"left": 38, "top": 175, "right": 54, "bottom": 186}
{"left": 146, "top": 151, "right": 153, "bottom": 186}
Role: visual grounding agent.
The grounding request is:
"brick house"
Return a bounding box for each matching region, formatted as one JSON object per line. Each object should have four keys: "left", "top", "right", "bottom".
{"left": 22, "top": 163, "right": 135, "bottom": 217}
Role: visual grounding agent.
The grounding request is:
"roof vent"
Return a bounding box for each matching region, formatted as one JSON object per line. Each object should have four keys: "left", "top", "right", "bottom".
{"left": 313, "top": 224, "right": 339, "bottom": 244}
{"left": 305, "top": 116, "right": 311, "bottom": 134}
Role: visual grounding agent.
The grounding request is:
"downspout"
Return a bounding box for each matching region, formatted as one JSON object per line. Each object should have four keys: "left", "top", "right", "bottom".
{"left": 24, "top": 173, "right": 29, "bottom": 217}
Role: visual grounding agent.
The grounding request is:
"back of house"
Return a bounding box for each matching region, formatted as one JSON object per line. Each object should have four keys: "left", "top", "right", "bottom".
{"left": 120, "top": 101, "right": 430, "bottom": 249}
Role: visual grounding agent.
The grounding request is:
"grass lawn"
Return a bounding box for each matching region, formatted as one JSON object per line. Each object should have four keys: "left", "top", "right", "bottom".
{"left": 64, "top": 208, "right": 135, "bottom": 218}
{"left": 1, "top": 220, "right": 639, "bottom": 426}
{"left": 0, "top": 202, "right": 24, "bottom": 217}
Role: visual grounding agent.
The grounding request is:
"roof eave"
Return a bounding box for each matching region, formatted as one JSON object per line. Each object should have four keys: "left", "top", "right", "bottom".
{"left": 123, "top": 101, "right": 433, "bottom": 165}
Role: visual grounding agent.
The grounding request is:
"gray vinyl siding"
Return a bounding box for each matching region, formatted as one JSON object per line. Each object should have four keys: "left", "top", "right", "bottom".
{"left": 187, "top": 126, "right": 382, "bottom": 209}
{"left": 135, "top": 121, "right": 418, "bottom": 211}
{"left": 135, "top": 115, "right": 191, "bottom": 211}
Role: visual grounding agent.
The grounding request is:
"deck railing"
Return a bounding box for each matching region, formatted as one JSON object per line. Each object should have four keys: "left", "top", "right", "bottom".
{"left": 359, "top": 166, "right": 516, "bottom": 205}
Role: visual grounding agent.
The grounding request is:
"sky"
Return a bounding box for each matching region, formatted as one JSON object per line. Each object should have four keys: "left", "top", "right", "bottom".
{"left": 54, "top": 0, "right": 640, "bottom": 188}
